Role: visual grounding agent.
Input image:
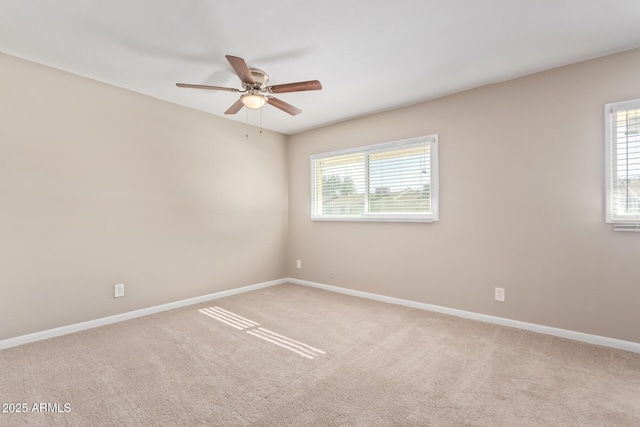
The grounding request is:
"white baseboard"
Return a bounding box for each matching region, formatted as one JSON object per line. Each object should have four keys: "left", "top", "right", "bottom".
{"left": 4, "top": 277, "right": 639, "bottom": 354}
{"left": 0, "top": 278, "right": 286, "bottom": 351}
{"left": 287, "top": 278, "right": 640, "bottom": 354}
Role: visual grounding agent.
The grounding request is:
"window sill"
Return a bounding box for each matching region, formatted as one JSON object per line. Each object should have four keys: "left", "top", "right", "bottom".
{"left": 311, "top": 215, "right": 437, "bottom": 223}
{"left": 610, "top": 222, "right": 640, "bottom": 232}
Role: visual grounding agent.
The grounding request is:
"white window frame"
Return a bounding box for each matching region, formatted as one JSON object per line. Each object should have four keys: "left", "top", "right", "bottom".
{"left": 310, "top": 135, "right": 439, "bottom": 223}
{"left": 605, "top": 98, "right": 640, "bottom": 231}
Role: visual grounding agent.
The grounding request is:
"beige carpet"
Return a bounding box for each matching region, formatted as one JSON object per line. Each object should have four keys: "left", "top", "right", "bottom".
{"left": 1, "top": 283, "right": 639, "bottom": 426}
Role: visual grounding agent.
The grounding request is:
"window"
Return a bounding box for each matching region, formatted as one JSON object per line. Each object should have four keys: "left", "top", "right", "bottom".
{"left": 311, "top": 135, "right": 439, "bottom": 222}
{"left": 605, "top": 99, "right": 640, "bottom": 230}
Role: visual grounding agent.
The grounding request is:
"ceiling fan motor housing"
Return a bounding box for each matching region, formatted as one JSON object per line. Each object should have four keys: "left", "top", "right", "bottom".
{"left": 243, "top": 68, "right": 269, "bottom": 91}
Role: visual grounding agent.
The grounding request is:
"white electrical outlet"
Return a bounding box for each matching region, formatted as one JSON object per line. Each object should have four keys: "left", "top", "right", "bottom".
{"left": 114, "top": 283, "right": 125, "bottom": 298}
{"left": 296, "top": 260, "right": 302, "bottom": 269}
{"left": 495, "top": 287, "right": 505, "bottom": 302}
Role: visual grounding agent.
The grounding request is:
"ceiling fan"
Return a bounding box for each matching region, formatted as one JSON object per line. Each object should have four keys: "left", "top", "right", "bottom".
{"left": 176, "top": 55, "right": 322, "bottom": 116}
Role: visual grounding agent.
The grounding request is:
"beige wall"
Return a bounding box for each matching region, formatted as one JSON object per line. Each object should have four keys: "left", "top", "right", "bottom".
{"left": 0, "top": 52, "right": 289, "bottom": 340}
{"left": 288, "top": 48, "right": 640, "bottom": 344}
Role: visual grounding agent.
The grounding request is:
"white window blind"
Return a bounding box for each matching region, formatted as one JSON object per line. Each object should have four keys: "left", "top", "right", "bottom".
{"left": 311, "top": 135, "right": 438, "bottom": 222}
{"left": 605, "top": 99, "right": 640, "bottom": 231}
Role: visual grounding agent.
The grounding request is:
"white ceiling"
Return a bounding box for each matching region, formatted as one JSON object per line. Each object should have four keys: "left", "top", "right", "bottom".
{"left": 1, "top": 1, "right": 640, "bottom": 135}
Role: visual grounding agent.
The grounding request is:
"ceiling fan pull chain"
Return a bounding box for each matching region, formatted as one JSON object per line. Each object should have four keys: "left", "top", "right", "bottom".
{"left": 245, "top": 108, "right": 249, "bottom": 139}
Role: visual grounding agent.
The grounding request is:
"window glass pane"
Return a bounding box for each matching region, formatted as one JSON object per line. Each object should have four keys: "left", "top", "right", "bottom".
{"left": 317, "top": 153, "right": 365, "bottom": 216}
{"left": 369, "top": 146, "right": 431, "bottom": 213}
{"left": 612, "top": 108, "right": 640, "bottom": 217}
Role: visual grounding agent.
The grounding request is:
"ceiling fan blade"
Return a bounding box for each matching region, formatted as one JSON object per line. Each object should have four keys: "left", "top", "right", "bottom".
{"left": 267, "top": 97, "right": 302, "bottom": 116}
{"left": 176, "top": 83, "right": 240, "bottom": 92}
{"left": 224, "top": 98, "right": 245, "bottom": 115}
{"left": 268, "top": 80, "right": 322, "bottom": 93}
{"left": 225, "top": 55, "right": 255, "bottom": 84}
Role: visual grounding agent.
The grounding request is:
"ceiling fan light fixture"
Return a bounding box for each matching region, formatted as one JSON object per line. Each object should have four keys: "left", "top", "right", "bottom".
{"left": 241, "top": 93, "right": 267, "bottom": 109}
